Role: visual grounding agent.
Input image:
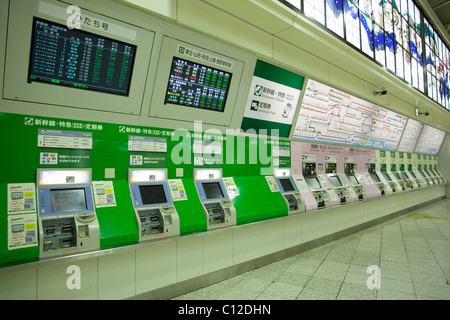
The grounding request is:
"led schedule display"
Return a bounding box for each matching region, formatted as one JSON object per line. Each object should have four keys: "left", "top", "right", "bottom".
{"left": 165, "top": 57, "right": 232, "bottom": 112}
{"left": 28, "top": 18, "right": 136, "bottom": 96}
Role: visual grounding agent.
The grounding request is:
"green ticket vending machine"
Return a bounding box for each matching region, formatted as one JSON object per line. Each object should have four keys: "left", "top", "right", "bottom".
{"left": 128, "top": 168, "right": 180, "bottom": 242}
{"left": 36, "top": 168, "right": 100, "bottom": 258}
{"left": 193, "top": 168, "right": 236, "bottom": 230}
{"left": 399, "top": 164, "right": 416, "bottom": 190}
{"left": 273, "top": 168, "right": 305, "bottom": 214}
{"left": 380, "top": 164, "right": 399, "bottom": 193}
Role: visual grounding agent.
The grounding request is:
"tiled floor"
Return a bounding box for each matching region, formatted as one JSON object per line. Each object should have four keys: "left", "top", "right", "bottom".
{"left": 173, "top": 198, "right": 450, "bottom": 300}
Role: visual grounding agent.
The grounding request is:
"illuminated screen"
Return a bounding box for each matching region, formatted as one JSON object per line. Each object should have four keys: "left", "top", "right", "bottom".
{"left": 202, "top": 182, "right": 224, "bottom": 199}
{"left": 28, "top": 17, "right": 136, "bottom": 96}
{"left": 383, "top": 173, "right": 392, "bottom": 181}
{"left": 348, "top": 175, "right": 359, "bottom": 185}
{"left": 139, "top": 185, "right": 167, "bottom": 205}
{"left": 409, "top": 171, "right": 417, "bottom": 179}
{"left": 164, "top": 57, "right": 232, "bottom": 112}
{"left": 329, "top": 175, "right": 342, "bottom": 187}
{"left": 370, "top": 172, "right": 381, "bottom": 183}
{"left": 50, "top": 188, "right": 87, "bottom": 213}
{"left": 306, "top": 177, "right": 321, "bottom": 189}
{"left": 393, "top": 172, "right": 401, "bottom": 180}
{"left": 279, "top": 178, "right": 295, "bottom": 192}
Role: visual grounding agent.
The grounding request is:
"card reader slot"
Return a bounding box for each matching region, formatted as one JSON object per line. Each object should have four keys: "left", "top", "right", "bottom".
{"left": 61, "top": 226, "right": 73, "bottom": 233}
{"left": 45, "top": 228, "right": 56, "bottom": 235}
{"left": 138, "top": 209, "right": 164, "bottom": 236}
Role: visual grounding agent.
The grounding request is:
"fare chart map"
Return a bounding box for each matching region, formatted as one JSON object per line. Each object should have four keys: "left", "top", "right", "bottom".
{"left": 414, "top": 125, "right": 446, "bottom": 155}
{"left": 293, "top": 80, "right": 407, "bottom": 150}
{"left": 397, "top": 118, "right": 423, "bottom": 153}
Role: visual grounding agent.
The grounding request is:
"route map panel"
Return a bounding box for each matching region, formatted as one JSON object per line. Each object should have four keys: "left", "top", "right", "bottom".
{"left": 292, "top": 79, "right": 407, "bottom": 150}
{"left": 414, "top": 125, "right": 446, "bottom": 155}
{"left": 397, "top": 118, "right": 423, "bottom": 153}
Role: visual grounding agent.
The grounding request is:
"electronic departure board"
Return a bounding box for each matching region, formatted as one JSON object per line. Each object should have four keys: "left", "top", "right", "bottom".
{"left": 164, "top": 57, "right": 232, "bottom": 112}
{"left": 28, "top": 17, "right": 136, "bottom": 96}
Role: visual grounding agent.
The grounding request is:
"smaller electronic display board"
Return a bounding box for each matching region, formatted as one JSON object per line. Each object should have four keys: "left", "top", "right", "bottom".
{"left": 164, "top": 57, "right": 232, "bottom": 112}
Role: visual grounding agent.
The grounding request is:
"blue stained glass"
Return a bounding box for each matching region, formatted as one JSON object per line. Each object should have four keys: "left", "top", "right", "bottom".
{"left": 326, "top": 0, "right": 345, "bottom": 18}
{"left": 345, "top": 0, "right": 359, "bottom": 18}
{"left": 441, "top": 72, "right": 449, "bottom": 100}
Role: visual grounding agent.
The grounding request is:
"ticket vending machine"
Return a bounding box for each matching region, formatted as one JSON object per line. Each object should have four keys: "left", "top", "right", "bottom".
{"left": 390, "top": 164, "right": 408, "bottom": 191}
{"left": 36, "top": 169, "right": 100, "bottom": 258}
{"left": 411, "top": 153, "right": 428, "bottom": 188}
{"left": 368, "top": 163, "right": 391, "bottom": 196}
{"left": 128, "top": 169, "right": 180, "bottom": 242}
{"left": 399, "top": 164, "right": 416, "bottom": 190}
{"left": 428, "top": 157, "right": 444, "bottom": 184}
{"left": 398, "top": 153, "right": 417, "bottom": 190}
{"left": 407, "top": 154, "right": 427, "bottom": 188}
{"left": 432, "top": 157, "right": 447, "bottom": 184}
{"left": 325, "top": 162, "right": 352, "bottom": 205}
{"left": 344, "top": 163, "right": 367, "bottom": 201}
{"left": 419, "top": 155, "right": 438, "bottom": 185}
{"left": 302, "top": 162, "right": 331, "bottom": 209}
{"left": 426, "top": 164, "right": 442, "bottom": 184}
{"left": 273, "top": 168, "right": 305, "bottom": 215}
{"left": 194, "top": 169, "right": 236, "bottom": 230}
{"left": 406, "top": 164, "right": 424, "bottom": 188}
{"left": 418, "top": 164, "right": 433, "bottom": 186}
{"left": 381, "top": 164, "right": 401, "bottom": 193}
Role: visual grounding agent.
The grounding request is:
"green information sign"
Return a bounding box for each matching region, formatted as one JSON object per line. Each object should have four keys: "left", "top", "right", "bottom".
{"left": 241, "top": 60, "right": 304, "bottom": 138}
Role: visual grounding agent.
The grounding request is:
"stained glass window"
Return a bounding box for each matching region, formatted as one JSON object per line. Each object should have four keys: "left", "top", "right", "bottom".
{"left": 326, "top": 0, "right": 344, "bottom": 38}
{"left": 278, "top": 0, "right": 450, "bottom": 111}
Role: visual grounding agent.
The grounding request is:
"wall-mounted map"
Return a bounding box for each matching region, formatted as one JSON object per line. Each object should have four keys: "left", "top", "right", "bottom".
{"left": 292, "top": 79, "right": 407, "bottom": 151}
{"left": 397, "top": 118, "right": 423, "bottom": 153}
{"left": 414, "top": 125, "right": 446, "bottom": 155}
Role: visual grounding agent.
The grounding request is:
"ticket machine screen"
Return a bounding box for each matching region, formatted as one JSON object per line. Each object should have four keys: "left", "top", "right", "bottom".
{"left": 307, "top": 177, "right": 321, "bottom": 189}
{"left": 50, "top": 188, "right": 87, "bottom": 213}
{"left": 348, "top": 175, "right": 359, "bottom": 185}
{"left": 279, "top": 178, "right": 295, "bottom": 192}
{"left": 203, "top": 182, "right": 225, "bottom": 199}
{"left": 383, "top": 173, "right": 392, "bottom": 181}
{"left": 139, "top": 184, "right": 168, "bottom": 205}
{"left": 329, "top": 175, "right": 343, "bottom": 187}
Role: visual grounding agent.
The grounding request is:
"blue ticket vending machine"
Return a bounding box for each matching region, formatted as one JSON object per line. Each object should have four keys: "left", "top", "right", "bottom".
{"left": 36, "top": 169, "right": 100, "bottom": 258}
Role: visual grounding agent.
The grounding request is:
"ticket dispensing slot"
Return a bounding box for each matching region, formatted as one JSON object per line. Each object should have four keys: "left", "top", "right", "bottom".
{"left": 325, "top": 163, "right": 350, "bottom": 205}
{"left": 37, "top": 169, "right": 100, "bottom": 258}
{"left": 194, "top": 169, "right": 236, "bottom": 230}
{"left": 368, "top": 164, "right": 387, "bottom": 196}
{"left": 129, "top": 169, "right": 180, "bottom": 242}
{"left": 273, "top": 168, "right": 305, "bottom": 214}
{"left": 303, "top": 163, "right": 330, "bottom": 209}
